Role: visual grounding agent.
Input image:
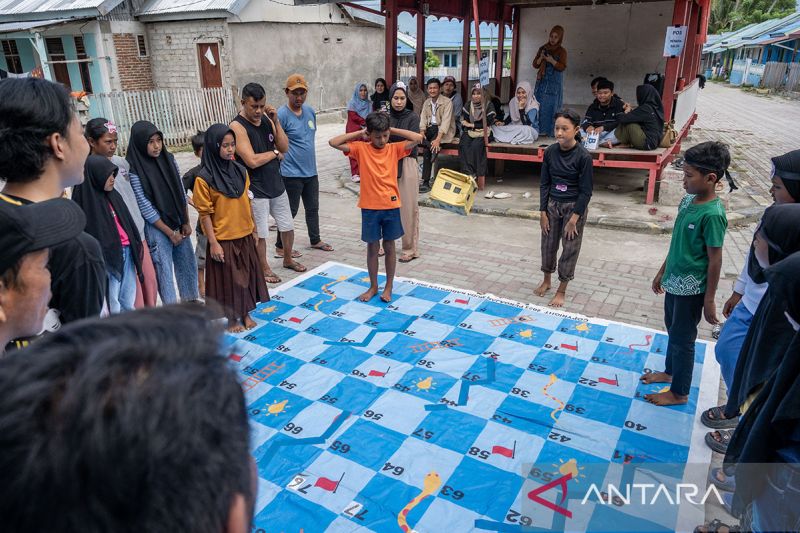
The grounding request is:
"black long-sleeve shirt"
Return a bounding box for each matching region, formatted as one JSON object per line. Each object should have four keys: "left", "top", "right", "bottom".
{"left": 581, "top": 95, "right": 625, "bottom": 132}
{"left": 539, "top": 143, "right": 593, "bottom": 216}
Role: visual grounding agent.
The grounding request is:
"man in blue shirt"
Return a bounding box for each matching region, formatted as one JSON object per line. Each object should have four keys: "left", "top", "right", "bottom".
{"left": 276, "top": 74, "right": 334, "bottom": 256}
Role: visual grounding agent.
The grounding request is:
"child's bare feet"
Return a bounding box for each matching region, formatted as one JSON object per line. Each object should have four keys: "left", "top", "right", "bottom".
{"left": 534, "top": 280, "right": 551, "bottom": 297}
{"left": 380, "top": 286, "right": 393, "bottom": 303}
{"left": 227, "top": 320, "right": 245, "bottom": 333}
{"left": 243, "top": 313, "right": 257, "bottom": 330}
{"left": 645, "top": 390, "right": 688, "bottom": 406}
{"left": 359, "top": 286, "right": 379, "bottom": 302}
{"left": 548, "top": 291, "right": 566, "bottom": 307}
{"left": 640, "top": 371, "right": 672, "bottom": 384}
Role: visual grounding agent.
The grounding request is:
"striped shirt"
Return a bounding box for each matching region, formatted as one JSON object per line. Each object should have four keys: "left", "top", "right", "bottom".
{"left": 129, "top": 155, "right": 185, "bottom": 225}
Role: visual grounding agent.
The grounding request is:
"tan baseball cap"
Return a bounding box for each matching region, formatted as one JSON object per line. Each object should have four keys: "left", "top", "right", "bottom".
{"left": 285, "top": 74, "right": 308, "bottom": 91}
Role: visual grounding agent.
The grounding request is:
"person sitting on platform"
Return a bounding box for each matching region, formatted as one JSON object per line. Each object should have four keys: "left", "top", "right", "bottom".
{"left": 581, "top": 79, "right": 625, "bottom": 148}
{"left": 418, "top": 78, "right": 454, "bottom": 193}
{"left": 614, "top": 84, "right": 665, "bottom": 151}
{"left": 492, "top": 81, "right": 539, "bottom": 145}
{"left": 442, "top": 76, "right": 463, "bottom": 136}
{"left": 459, "top": 84, "right": 498, "bottom": 191}
{"left": 590, "top": 76, "right": 607, "bottom": 100}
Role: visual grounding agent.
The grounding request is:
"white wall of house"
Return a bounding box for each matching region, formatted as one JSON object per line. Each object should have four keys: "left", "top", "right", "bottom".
{"left": 518, "top": 2, "right": 674, "bottom": 107}
{"left": 236, "top": 1, "right": 350, "bottom": 24}
{"left": 228, "top": 20, "right": 384, "bottom": 111}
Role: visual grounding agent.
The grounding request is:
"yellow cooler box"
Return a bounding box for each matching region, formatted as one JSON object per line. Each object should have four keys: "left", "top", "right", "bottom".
{"left": 429, "top": 169, "right": 478, "bottom": 216}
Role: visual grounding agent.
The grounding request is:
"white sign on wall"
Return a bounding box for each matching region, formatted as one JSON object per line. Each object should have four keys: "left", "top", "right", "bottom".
{"left": 479, "top": 57, "right": 490, "bottom": 86}
{"left": 663, "top": 25, "right": 688, "bottom": 58}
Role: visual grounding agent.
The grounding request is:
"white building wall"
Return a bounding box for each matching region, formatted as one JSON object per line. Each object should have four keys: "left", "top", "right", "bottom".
{"left": 518, "top": 2, "right": 674, "bottom": 107}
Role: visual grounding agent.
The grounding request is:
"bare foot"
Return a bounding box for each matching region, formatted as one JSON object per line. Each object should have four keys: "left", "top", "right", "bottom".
{"left": 534, "top": 280, "right": 551, "bottom": 297}
{"left": 644, "top": 390, "right": 688, "bottom": 406}
{"left": 243, "top": 313, "right": 257, "bottom": 330}
{"left": 359, "top": 286, "right": 379, "bottom": 302}
{"left": 640, "top": 371, "right": 672, "bottom": 384}
{"left": 548, "top": 291, "right": 566, "bottom": 308}
{"left": 380, "top": 286, "right": 393, "bottom": 303}
{"left": 227, "top": 321, "right": 245, "bottom": 333}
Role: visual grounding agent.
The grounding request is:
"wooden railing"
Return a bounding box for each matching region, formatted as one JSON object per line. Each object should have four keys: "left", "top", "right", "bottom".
{"left": 87, "top": 86, "right": 239, "bottom": 150}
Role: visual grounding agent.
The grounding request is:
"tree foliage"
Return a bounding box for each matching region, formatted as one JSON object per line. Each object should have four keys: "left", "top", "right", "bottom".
{"left": 709, "top": 0, "right": 796, "bottom": 33}
{"left": 424, "top": 50, "right": 441, "bottom": 68}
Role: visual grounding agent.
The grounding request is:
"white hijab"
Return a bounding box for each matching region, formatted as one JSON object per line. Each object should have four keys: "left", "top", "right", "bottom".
{"left": 508, "top": 81, "right": 539, "bottom": 124}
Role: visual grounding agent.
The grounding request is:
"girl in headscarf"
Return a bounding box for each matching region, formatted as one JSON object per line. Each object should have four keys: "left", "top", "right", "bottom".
{"left": 371, "top": 78, "right": 390, "bottom": 112}
{"left": 492, "top": 81, "right": 540, "bottom": 145}
{"left": 701, "top": 150, "right": 799, "bottom": 448}
{"left": 388, "top": 81, "right": 422, "bottom": 263}
{"left": 346, "top": 82, "right": 371, "bottom": 183}
{"left": 192, "top": 124, "right": 269, "bottom": 332}
{"left": 615, "top": 84, "right": 665, "bottom": 150}
{"left": 532, "top": 25, "right": 567, "bottom": 136}
{"left": 459, "top": 84, "right": 497, "bottom": 190}
{"left": 72, "top": 155, "right": 144, "bottom": 313}
{"left": 407, "top": 76, "right": 426, "bottom": 114}
{"left": 84, "top": 118, "right": 157, "bottom": 308}
{"left": 126, "top": 120, "right": 199, "bottom": 304}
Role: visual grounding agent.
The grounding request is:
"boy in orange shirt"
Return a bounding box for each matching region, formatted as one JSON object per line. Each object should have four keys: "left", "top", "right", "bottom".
{"left": 329, "top": 112, "right": 423, "bottom": 302}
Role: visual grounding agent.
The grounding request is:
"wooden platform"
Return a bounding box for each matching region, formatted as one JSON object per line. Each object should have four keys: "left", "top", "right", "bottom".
{"left": 437, "top": 117, "right": 695, "bottom": 205}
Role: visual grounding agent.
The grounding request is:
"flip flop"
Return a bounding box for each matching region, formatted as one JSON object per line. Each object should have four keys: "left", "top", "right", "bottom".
{"left": 274, "top": 249, "right": 302, "bottom": 259}
{"left": 705, "top": 429, "right": 733, "bottom": 454}
{"left": 264, "top": 273, "right": 282, "bottom": 284}
{"left": 398, "top": 254, "right": 417, "bottom": 263}
{"left": 378, "top": 249, "right": 385, "bottom": 257}
{"left": 311, "top": 242, "right": 334, "bottom": 252}
{"left": 494, "top": 192, "right": 512, "bottom": 199}
{"left": 708, "top": 467, "right": 736, "bottom": 492}
{"left": 693, "top": 518, "right": 740, "bottom": 533}
{"left": 283, "top": 261, "right": 307, "bottom": 273}
{"left": 701, "top": 406, "right": 740, "bottom": 429}
{"left": 485, "top": 190, "right": 496, "bottom": 199}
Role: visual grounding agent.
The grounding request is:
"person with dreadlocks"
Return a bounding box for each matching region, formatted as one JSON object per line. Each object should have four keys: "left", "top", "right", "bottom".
{"left": 643, "top": 141, "right": 736, "bottom": 407}
{"left": 191, "top": 124, "right": 269, "bottom": 332}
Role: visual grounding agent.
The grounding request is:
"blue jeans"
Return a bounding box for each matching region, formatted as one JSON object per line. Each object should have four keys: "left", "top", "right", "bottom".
{"left": 144, "top": 223, "right": 199, "bottom": 304}
{"left": 664, "top": 292, "right": 705, "bottom": 396}
{"left": 107, "top": 246, "right": 137, "bottom": 313}
{"left": 581, "top": 129, "right": 620, "bottom": 146}
{"left": 714, "top": 302, "right": 754, "bottom": 390}
{"left": 748, "top": 465, "right": 800, "bottom": 532}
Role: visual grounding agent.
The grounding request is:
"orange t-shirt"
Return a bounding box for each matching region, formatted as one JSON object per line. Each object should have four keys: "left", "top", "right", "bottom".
{"left": 347, "top": 141, "right": 411, "bottom": 210}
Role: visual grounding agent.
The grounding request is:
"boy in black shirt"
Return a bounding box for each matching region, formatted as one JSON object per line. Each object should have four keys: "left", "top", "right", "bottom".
{"left": 0, "top": 78, "right": 105, "bottom": 344}
{"left": 581, "top": 79, "right": 625, "bottom": 148}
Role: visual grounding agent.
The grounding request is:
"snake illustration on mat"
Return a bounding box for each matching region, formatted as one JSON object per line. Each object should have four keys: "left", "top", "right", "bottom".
{"left": 397, "top": 471, "right": 441, "bottom": 532}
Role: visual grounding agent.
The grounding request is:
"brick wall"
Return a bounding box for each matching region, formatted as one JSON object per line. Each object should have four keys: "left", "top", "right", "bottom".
{"left": 146, "top": 19, "right": 233, "bottom": 90}
{"left": 112, "top": 33, "right": 155, "bottom": 91}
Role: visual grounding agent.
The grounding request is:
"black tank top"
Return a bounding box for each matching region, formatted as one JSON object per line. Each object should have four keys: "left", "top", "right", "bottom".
{"left": 232, "top": 114, "right": 284, "bottom": 199}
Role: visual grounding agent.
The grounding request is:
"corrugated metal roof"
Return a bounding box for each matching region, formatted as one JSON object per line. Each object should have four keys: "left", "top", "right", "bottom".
{"left": 137, "top": 0, "right": 246, "bottom": 17}
{"left": 0, "top": 0, "right": 120, "bottom": 17}
{"left": 0, "top": 17, "right": 75, "bottom": 32}
{"left": 704, "top": 12, "right": 800, "bottom": 53}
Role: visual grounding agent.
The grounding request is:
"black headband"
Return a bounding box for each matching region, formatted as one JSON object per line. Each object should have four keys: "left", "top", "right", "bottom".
{"left": 772, "top": 162, "right": 800, "bottom": 182}
{"left": 684, "top": 158, "right": 738, "bottom": 191}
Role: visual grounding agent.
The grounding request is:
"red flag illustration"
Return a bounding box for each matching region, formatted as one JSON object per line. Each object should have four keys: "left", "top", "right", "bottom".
{"left": 228, "top": 353, "right": 243, "bottom": 362}
{"left": 560, "top": 342, "right": 578, "bottom": 351}
{"left": 492, "top": 442, "right": 516, "bottom": 458}
{"left": 455, "top": 298, "right": 469, "bottom": 304}
{"left": 315, "top": 473, "right": 344, "bottom": 493}
{"left": 368, "top": 369, "right": 386, "bottom": 377}
{"left": 289, "top": 317, "right": 303, "bottom": 324}
{"left": 598, "top": 375, "right": 619, "bottom": 386}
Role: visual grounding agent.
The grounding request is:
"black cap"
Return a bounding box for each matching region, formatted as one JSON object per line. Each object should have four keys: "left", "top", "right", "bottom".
{"left": 0, "top": 197, "right": 86, "bottom": 273}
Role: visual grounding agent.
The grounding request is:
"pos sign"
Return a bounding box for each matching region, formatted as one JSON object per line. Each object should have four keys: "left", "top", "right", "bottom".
{"left": 663, "top": 25, "right": 688, "bottom": 57}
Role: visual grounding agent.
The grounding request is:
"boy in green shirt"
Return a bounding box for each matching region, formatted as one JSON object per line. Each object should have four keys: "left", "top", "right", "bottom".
{"left": 642, "top": 141, "right": 734, "bottom": 406}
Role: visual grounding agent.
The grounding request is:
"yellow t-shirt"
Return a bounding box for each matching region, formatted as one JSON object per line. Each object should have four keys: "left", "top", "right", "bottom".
{"left": 192, "top": 175, "right": 254, "bottom": 241}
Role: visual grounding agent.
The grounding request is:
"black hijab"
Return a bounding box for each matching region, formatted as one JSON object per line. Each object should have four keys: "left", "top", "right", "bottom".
{"left": 371, "top": 78, "right": 390, "bottom": 112}
{"left": 727, "top": 205, "right": 800, "bottom": 419}
{"left": 619, "top": 84, "right": 665, "bottom": 150}
{"left": 725, "top": 253, "right": 800, "bottom": 516}
{"left": 747, "top": 203, "right": 800, "bottom": 284}
{"left": 772, "top": 149, "right": 800, "bottom": 202}
{"left": 125, "top": 121, "right": 186, "bottom": 230}
{"left": 196, "top": 124, "right": 247, "bottom": 199}
{"left": 72, "top": 155, "right": 143, "bottom": 280}
{"left": 387, "top": 83, "right": 420, "bottom": 173}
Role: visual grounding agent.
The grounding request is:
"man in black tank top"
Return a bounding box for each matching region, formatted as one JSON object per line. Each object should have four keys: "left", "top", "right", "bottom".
{"left": 230, "top": 83, "right": 305, "bottom": 282}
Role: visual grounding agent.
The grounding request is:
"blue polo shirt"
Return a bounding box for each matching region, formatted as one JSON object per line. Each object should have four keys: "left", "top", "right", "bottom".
{"left": 277, "top": 103, "right": 317, "bottom": 178}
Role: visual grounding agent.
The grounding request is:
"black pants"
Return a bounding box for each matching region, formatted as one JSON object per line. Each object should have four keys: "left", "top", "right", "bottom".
{"left": 664, "top": 292, "right": 705, "bottom": 396}
{"left": 421, "top": 125, "right": 439, "bottom": 184}
{"left": 459, "top": 134, "right": 488, "bottom": 177}
{"left": 276, "top": 176, "right": 321, "bottom": 249}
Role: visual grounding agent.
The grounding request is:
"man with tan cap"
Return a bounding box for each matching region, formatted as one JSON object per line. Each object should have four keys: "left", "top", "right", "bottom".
{"left": 276, "top": 74, "right": 334, "bottom": 256}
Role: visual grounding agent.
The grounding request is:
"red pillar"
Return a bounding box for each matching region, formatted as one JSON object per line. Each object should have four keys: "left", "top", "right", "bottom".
{"left": 384, "top": 0, "right": 398, "bottom": 84}
{"left": 460, "top": 0, "right": 471, "bottom": 100}
{"left": 510, "top": 6, "right": 520, "bottom": 101}
{"left": 662, "top": 0, "right": 691, "bottom": 120}
{"left": 416, "top": 12, "right": 425, "bottom": 84}
{"left": 494, "top": 22, "right": 506, "bottom": 95}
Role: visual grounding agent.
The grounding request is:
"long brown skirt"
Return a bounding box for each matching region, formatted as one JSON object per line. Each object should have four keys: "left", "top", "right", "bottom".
{"left": 206, "top": 234, "right": 269, "bottom": 323}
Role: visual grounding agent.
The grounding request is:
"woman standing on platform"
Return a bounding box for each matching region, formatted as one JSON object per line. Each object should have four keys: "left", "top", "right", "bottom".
{"left": 533, "top": 25, "right": 567, "bottom": 137}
